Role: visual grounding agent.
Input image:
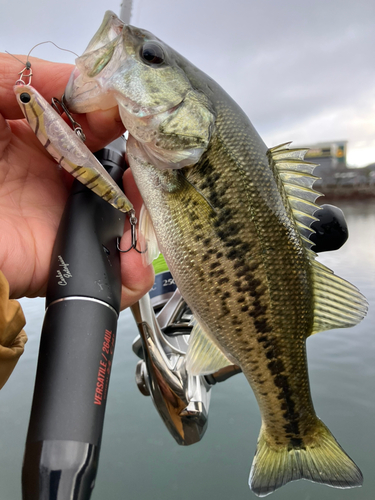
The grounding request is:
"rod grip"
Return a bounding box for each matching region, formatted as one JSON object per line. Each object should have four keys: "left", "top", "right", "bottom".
{"left": 22, "top": 146, "right": 127, "bottom": 500}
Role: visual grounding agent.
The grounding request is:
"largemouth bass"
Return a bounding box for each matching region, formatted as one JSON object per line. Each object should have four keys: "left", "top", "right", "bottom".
{"left": 65, "top": 11, "right": 368, "bottom": 496}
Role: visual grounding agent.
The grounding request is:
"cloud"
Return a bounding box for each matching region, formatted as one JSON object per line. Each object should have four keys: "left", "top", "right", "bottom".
{"left": 2, "top": 0, "right": 375, "bottom": 166}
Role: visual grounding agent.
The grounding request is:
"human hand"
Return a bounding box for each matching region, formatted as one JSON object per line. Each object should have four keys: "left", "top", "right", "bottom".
{"left": 0, "top": 54, "right": 154, "bottom": 309}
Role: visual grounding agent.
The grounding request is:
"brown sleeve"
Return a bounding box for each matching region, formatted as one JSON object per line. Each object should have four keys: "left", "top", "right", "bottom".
{"left": 0, "top": 270, "right": 28, "bottom": 389}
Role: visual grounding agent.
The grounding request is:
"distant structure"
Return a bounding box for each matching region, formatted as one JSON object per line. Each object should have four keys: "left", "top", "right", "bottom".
{"left": 303, "top": 140, "right": 348, "bottom": 186}
{"left": 298, "top": 140, "right": 375, "bottom": 198}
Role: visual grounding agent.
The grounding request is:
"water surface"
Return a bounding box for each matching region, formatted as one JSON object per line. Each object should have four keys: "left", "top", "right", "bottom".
{"left": 0, "top": 200, "right": 374, "bottom": 500}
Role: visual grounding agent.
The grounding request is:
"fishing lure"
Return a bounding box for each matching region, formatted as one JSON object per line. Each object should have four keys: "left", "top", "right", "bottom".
{"left": 13, "top": 63, "right": 133, "bottom": 214}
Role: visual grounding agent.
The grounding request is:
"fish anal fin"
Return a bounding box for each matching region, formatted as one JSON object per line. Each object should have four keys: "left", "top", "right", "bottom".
{"left": 250, "top": 419, "right": 363, "bottom": 497}
{"left": 186, "top": 319, "right": 233, "bottom": 376}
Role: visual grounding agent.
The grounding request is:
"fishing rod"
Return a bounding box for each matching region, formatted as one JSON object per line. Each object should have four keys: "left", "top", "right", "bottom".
{"left": 22, "top": 139, "right": 127, "bottom": 500}
{"left": 22, "top": 4, "right": 134, "bottom": 498}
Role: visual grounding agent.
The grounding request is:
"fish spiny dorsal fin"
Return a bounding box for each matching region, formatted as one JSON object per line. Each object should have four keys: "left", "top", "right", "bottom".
{"left": 269, "top": 142, "right": 322, "bottom": 249}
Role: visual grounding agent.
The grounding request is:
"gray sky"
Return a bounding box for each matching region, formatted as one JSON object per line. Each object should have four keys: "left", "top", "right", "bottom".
{"left": 1, "top": 0, "right": 374, "bottom": 166}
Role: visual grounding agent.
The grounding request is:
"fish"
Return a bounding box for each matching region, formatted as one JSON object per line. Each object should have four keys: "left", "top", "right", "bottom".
{"left": 64, "top": 11, "right": 368, "bottom": 496}
{"left": 14, "top": 84, "right": 132, "bottom": 213}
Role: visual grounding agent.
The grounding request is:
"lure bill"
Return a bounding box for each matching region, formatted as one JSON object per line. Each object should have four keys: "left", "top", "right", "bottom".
{"left": 65, "top": 12, "right": 368, "bottom": 497}
{"left": 13, "top": 84, "right": 132, "bottom": 214}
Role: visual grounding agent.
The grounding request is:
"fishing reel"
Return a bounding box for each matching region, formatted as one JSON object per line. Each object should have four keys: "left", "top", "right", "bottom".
{"left": 131, "top": 271, "right": 242, "bottom": 446}
{"left": 130, "top": 203, "right": 349, "bottom": 445}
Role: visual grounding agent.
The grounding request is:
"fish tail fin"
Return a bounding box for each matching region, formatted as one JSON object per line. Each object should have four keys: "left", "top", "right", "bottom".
{"left": 249, "top": 420, "right": 362, "bottom": 497}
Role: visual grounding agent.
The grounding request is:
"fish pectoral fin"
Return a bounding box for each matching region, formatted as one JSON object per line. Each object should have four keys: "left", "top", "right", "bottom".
{"left": 138, "top": 204, "right": 160, "bottom": 266}
{"left": 249, "top": 419, "right": 362, "bottom": 497}
{"left": 185, "top": 319, "right": 233, "bottom": 375}
{"left": 310, "top": 253, "right": 368, "bottom": 334}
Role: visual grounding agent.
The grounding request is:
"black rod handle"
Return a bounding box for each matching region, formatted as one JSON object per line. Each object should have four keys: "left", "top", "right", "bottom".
{"left": 22, "top": 145, "right": 127, "bottom": 500}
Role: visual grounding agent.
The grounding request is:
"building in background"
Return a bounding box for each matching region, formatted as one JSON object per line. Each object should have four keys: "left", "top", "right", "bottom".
{"left": 298, "top": 140, "right": 375, "bottom": 198}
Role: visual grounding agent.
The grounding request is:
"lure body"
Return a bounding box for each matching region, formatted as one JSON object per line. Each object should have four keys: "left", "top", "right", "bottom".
{"left": 14, "top": 84, "right": 132, "bottom": 213}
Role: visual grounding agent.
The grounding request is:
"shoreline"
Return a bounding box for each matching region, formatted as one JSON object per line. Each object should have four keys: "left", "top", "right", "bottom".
{"left": 316, "top": 185, "right": 375, "bottom": 201}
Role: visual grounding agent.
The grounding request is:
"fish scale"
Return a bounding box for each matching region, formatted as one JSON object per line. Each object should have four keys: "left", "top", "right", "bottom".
{"left": 185, "top": 130, "right": 314, "bottom": 444}
{"left": 64, "top": 11, "right": 367, "bottom": 496}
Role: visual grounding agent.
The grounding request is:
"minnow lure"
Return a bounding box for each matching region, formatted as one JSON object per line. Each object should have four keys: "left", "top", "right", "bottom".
{"left": 13, "top": 82, "right": 132, "bottom": 214}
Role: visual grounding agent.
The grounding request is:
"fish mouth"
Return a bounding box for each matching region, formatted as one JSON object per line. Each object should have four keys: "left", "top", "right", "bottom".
{"left": 84, "top": 10, "right": 124, "bottom": 52}
{"left": 64, "top": 67, "right": 118, "bottom": 113}
{"left": 65, "top": 11, "right": 188, "bottom": 120}
{"left": 64, "top": 11, "right": 126, "bottom": 113}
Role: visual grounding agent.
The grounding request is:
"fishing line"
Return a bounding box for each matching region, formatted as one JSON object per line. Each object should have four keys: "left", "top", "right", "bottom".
{"left": 4, "top": 52, "right": 29, "bottom": 66}
{"left": 27, "top": 41, "right": 79, "bottom": 59}
{"left": 5, "top": 41, "right": 79, "bottom": 66}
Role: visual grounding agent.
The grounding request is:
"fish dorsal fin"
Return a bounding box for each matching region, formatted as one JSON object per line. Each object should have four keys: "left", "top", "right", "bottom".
{"left": 139, "top": 204, "right": 160, "bottom": 266}
{"left": 270, "top": 143, "right": 368, "bottom": 334}
{"left": 309, "top": 249, "right": 368, "bottom": 334}
{"left": 269, "top": 142, "right": 322, "bottom": 248}
{"left": 186, "top": 319, "right": 232, "bottom": 375}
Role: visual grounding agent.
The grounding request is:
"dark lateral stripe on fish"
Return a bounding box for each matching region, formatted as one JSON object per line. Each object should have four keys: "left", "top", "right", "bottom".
{"left": 196, "top": 159, "right": 268, "bottom": 300}
{"left": 257, "top": 332, "right": 302, "bottom": 440}
{"left": 197, "top": 166, "right": 303, "bottom": 444}
{"left": 194, "top": 155, "right": 273, "bottom": 331}
{"left": 43, "top": 138, "right": 51, "bottom": 149}
{"left": 196, "top": 153, "right": 304, "bottom": 443}
{"left": 217, "top": 234, "right": 272, "bottom": 331}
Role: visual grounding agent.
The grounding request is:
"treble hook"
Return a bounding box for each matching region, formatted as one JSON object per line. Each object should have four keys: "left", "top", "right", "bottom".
{"left": 15, "top": 61, "right": 33, "bottom": 86}
{"left": 117, "top": 210, "right": 147, "bottom": 254}
{"left": 51, "top": 95, "right": 86, "bottom": 142}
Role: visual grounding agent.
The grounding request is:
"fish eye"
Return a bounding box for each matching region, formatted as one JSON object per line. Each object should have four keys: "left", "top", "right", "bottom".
{"left": 140, "top": 42, "right": 165, "bottom": 66}
{"left": 20, "top": 92, "right": 31, "bottom": 103}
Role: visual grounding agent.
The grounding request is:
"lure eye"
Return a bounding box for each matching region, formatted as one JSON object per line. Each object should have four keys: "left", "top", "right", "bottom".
{"left": 140, "top": 42, "right": 165, "bottom": 66}
{"left": 20, "top": 92, "right": 31, "bottom": 104}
